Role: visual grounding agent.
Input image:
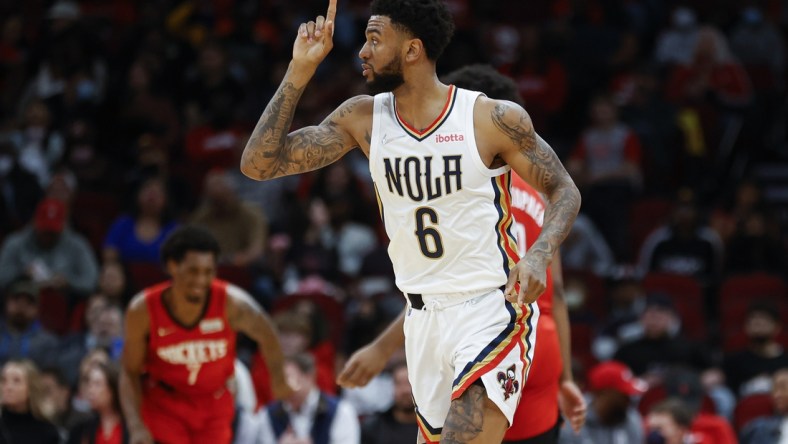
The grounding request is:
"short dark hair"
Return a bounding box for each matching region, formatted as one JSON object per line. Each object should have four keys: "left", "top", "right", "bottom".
{"left": 160, "top": 225, "right": 220, "bottom": 263}
{"left": 443, "top": 64, "right": 522, "bottom": 104}
{"left": 370, "top": 0, "right": 454, "bottom": 61}
{"left": 650, "top": 398, "right": 695, "bottom": 428}
{"left": 747, "top": 300, "right": 781, "bottom": 322}
{"left": 287, "top": 352, "right": 316, "bottom": 375}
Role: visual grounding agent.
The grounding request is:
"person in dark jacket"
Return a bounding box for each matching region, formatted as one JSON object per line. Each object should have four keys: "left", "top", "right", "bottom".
{"left": 0, "top": 359, "right": 60, "bottom": 444}
{"left": 67, "top": 361, "right": 127, "bottom": 444}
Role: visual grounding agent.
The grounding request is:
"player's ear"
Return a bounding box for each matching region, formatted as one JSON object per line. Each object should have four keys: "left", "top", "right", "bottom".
{"left": 404, "top": 38, "right": 423, "bottom": 62}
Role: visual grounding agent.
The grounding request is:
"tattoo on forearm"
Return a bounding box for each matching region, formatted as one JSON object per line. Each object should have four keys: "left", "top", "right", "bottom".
{"left": 442, "top": 384, "right": 485, "bottom": 443}
{"left": 491, "top": 103, "right": 581, "bottom": 257}
{"left": 242, "top": 65, "right": 357, "bottom": 180}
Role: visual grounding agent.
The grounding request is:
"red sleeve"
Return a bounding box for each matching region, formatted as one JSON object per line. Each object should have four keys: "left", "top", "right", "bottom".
{"left": 623, "top": 130, "right": 642, "bottom": 165}
{"left": 713, "top": 63, "right": 752, "bottom": 103}
{"left": 665, "top": 66, "right": 692, "bottom": 103}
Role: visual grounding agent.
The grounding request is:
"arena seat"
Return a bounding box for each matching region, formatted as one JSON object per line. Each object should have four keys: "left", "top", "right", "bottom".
{"left": 733, "top": 392, "right": 775, "bottom": 432}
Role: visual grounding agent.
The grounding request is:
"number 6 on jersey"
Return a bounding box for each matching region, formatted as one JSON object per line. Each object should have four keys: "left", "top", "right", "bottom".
{"left": 414, "top": 207, "right": 444, "bottom": 258}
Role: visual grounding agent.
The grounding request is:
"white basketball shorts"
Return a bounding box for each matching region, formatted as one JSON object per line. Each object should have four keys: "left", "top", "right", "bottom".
{"left": 403, "top": 287, "right": 539, "bottom": 443}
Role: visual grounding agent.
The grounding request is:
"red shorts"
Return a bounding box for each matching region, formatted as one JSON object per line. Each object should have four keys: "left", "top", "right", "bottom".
{"left": 141, "top": 385, "right": 235, "bottom": 444}
{"left": 505, "top": 316, "right": 562, "bottom": 440}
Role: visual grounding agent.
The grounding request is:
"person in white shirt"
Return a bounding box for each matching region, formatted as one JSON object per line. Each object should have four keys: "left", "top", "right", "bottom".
{"left": 235, "top": 353, "right": 359, "bottom": 444}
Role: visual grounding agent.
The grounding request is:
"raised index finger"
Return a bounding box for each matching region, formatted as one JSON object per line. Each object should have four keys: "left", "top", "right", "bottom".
{"left": 326, "top": 0, "right": 337, "bottom": 23}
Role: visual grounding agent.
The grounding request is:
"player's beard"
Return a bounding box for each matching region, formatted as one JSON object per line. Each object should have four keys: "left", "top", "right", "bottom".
{"left": 366, "top": 54, "right": 405, "bottom": 95}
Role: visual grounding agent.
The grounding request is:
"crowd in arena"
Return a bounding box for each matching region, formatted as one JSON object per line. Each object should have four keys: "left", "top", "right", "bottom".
{"left": 0, "top": 0, "right": 787, "bottom": 443}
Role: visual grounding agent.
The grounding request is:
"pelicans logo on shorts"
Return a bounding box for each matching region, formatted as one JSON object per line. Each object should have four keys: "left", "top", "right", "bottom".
{"left": 497, "top": 364, "right": 520, "bottom": 400}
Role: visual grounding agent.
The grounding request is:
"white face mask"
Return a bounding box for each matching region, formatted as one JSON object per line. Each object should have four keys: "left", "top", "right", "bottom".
{"left": 0, "top": 155, "right": 13, "bottom": 176}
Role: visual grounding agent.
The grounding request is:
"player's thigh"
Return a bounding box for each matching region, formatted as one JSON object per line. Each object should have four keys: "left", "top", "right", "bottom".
{"left": 441, "top": 383, "right": 508, "bottom": 444}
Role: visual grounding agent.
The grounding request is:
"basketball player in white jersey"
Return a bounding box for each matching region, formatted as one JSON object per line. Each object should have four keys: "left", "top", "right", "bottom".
{"left": 240, "top": 0, "right": 581, "bottom": 442}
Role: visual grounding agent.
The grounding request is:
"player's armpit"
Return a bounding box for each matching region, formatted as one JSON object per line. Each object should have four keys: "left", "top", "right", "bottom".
{"left": 241, "top": 91, "right": 368, "bottom": 180}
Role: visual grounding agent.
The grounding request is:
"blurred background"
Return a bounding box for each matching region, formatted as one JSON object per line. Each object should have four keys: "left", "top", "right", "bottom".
{"left": 0, "top": 0, "right": 787, "bottom": 442}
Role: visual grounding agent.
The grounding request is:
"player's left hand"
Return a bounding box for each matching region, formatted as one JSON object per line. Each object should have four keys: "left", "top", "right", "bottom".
{"left": 504, "top": 251, "right": 548, "bottom": 305}
{"left": 558, "top": 379, "right": 587, "bottom": 433}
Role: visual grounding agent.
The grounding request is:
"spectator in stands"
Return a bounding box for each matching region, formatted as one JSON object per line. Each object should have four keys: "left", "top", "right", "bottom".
{"left": 39, "top": 366, "right": 90, "bottom": 437}
{"left": 647, "top": 398, "right": 712, "bottom": 444}
{"left": 96, "top": 261, "right": 133, "bottom": 307}
{"left": 741, "top": 368, "right": 788, "bottom": 444}
{"left": 0, "top": 278, "right": 59, "bottom": 368}
{"left": 614, "top": 294, "right": 711, "bottom": 377}
{"left": 558, "top": 361, "right": 646, "bottom": 444}
{"left": 560, "top": 213, "right": 616, "bottom": 277}
{"left": 666, "top": 26, "right": 752, "bottom": 109}
{"left": 0, "top": 198, "right": 99, "bottom": 297}
{"left": 0, "top": 140, "right": 43, "bottom": 237}
{"left": 103, "top": 176, "right": 177, "bottom": 264}
{"left": 251, "top": 310, "right": 335, "bottom": 408}
{"left": 0, "top": 359, "right": 60, "bottom": 444}
{"left": 191, "top": 169, "right": 267, "bottom": 267}
{"left": 637, "top": 193, "right": 723, "bottom": 287}
{"left": 568, "top": 93, "right": 643, "bottom": 260}
{"left": 710, "top": 178, "right": 764, "bottom": 243}
{"left": 654, "top": 7, "right": 700, "bottom": 66}
{"left": 593, "top": 277, "right": 647, "bottom": 361}
{"left": 58, "top": 302, "right": 123, "bottom": 386}
{"left": 66, "top": 362, "right": 127, "bottom": 444}
{"left": 729, "top": 6, "right": 785, "bottom": 89}
{"left": 723, "top": 302, "right": 788, "bottom": 396}
{"left": 360, "top": 360, "right": 417, "bottom": 444}
{"left": 237, "top": 353, "right": 359, "bottom": 444}
{"left": 3, "top": 99, "right": 65, "bottom": 188}
{"left": 504, "top": 25, "right": 567, "bottom": 132}
{"left": 725, "top": 209, "right": 786, "bottom": 275}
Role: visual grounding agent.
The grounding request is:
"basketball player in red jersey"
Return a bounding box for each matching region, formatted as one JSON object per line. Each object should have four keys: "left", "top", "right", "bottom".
{"left": 338, "top": 65, "right": 587, "bottom": 443}
{"left": 119, "top": 226, "right": 292, "bottom": 444}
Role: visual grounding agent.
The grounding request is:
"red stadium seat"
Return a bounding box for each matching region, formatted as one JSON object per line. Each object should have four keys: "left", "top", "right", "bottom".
{"left": 127, "top": 262, "right": 168, "bottom": 291}
{"left": 733, "top": 393, "right": 775, "bottom": 431}
{"left": 719, "top": 273, "right": 787, "bottom": 309}
{"left": 38, "top": 287, "right": 70, "bottom": 335}
{"left": 642, "top": 273, "right": 708, "bottom": 339}
{"left": 71, "top": 191, "right": 121, "bottom": 254}
{"left": 691, "top": 413, "right": 738, "bottom": 444}
{"left": 629, "top": 198, "right": 674, "bottom": 258}
{"left": 217, "top": 265, "right": 253, "bottom": 291}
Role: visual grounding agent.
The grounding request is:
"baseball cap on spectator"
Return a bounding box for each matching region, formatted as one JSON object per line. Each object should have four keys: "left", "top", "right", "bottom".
{"left": 589, "top": 361, "right": 648, "bottom": 395}
{"left": 34, "top": 199, "right": 67, "bottom": 233}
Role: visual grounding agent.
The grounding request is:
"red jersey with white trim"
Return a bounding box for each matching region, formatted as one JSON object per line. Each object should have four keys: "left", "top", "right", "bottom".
{"left": 505, "top": 174, "right": 562, "bottom": 439}
{"left": 144, "top": 280, "right": 236, "bottom": 395}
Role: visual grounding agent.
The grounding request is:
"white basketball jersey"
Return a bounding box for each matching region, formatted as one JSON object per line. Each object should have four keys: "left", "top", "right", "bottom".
{"left": 369, "top": 85, "right": 520, "bottom": 294}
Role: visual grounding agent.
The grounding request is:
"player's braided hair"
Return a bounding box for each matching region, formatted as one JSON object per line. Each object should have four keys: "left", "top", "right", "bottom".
{"left": 370, "top": 0, "right": 454, "bottom": 61}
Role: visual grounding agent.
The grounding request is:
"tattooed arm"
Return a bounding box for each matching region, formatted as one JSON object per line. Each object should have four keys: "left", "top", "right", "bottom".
{"left": 226, "top": 284, "right": 293, "bottom": 399}
{"left": 240, "top": 69, "right": 371, "bottom": 181}
{"left": 477, "top": 98, "right": 581, "bottom": 304}
{"left": 240, "top": 0, "right": 370, "bottom": 181}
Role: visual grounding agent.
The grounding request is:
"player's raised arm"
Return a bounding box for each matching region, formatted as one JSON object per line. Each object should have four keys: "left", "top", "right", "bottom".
{"left": 241, "top": 0, "right": 363, "bottom": 181}
{"left": 119, "top": 294, "right": 154, "bottom": 444}
{"left": 225, "top": 284, "right": 293, "bottom": 400}
{"left": 479, "top": 99, "right": 581, "bottom": 305}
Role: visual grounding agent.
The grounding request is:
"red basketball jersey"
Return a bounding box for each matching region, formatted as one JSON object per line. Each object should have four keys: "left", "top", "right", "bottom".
{"left": 144, "top": 280, "right": 236, "bottom": 396}
{"left": 506, "top": 174, "right": 562, "bottom": 440}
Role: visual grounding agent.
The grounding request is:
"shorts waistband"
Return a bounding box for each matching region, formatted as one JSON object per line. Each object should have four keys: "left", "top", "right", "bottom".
{"left": 405, "top": 286, "right": 504, "bottom": 311}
